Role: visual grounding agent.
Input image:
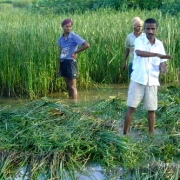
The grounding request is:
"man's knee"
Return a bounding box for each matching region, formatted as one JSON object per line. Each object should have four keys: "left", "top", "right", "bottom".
{"left": 67, "top": 84, "right": 76, "bottom": 91}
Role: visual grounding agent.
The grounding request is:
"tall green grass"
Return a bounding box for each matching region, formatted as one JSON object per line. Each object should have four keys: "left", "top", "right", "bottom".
{"left": 0, "top": 7, "right": 180, "bottom": 98}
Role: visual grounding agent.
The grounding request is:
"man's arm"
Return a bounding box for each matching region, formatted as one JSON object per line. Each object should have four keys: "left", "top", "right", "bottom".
{"left": 135, "top": 50, "right": 172, "bottom": 59}
{"left": 72, "top": 42, "right": 90, "bottom": 60}
{"left": 75, "top": 42, "right": 90, "bottom": 53}
{"left": 122, "top": 48, "right": 130, "bottom": 70}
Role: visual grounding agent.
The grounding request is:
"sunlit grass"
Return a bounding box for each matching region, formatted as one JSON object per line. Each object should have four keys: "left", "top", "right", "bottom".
{"left": 0, "top": 7, "right": 180, "bottom": 98}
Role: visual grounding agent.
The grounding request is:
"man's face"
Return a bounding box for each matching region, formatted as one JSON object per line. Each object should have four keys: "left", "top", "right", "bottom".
{"left": 144, "top": 23, "right": 157, "bottom": 39}
{"left": 62, "top": 23, "right": 72, "bottom": 33}
{"left": 134, "top": 23, "right": 143, "bottom": 33}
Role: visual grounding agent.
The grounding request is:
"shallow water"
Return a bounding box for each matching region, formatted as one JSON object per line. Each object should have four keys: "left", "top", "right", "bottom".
{"left": 0, "top": 83, "right": 172, "bottom": 108}
{"left": 48, "top": 83, "right": 128, "bottom": 106}
{"left": 0, "top": 84, "right": 128, "bottom": 107}
{"left": 13, "top": 164, "right": 123, "bottom": 180}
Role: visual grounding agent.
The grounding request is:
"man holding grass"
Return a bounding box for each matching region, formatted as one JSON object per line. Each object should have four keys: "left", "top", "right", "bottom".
{"left": 123, "top": 18, "right": 172, "bottom": 135}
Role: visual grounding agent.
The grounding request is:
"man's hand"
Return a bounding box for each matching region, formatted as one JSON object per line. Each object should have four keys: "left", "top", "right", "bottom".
{"left": 160, "top": 63, "right": 168, "bottom": 75}
{"left": 122, "top": 61, "right": 126, "bottom": 70}
{"left": 71, "top": 53, "right": 77, "bottom": 60}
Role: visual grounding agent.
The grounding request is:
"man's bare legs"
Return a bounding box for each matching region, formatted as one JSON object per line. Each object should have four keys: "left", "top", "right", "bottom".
{"left": 124, "top": 108, "right": 156, "bottom": 135}
{"left": 64, "top": 77, "right": 77, "bottom": 99}
{"left": 123, "top": 107, "right": 136, "bottom": 135}
{"left": 148, "top": 110, "right": 155, "bottom": 133}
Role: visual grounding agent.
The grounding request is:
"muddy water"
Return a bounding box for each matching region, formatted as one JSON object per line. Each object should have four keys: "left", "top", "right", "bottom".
{"left": 0, "top": 83, "right": 171, "bottom": 107}
{"left": 0, "top": 84, "right": 128, "bottom": 107}
{"left": 48, "top": 83, "right": 128, "bottom": 106}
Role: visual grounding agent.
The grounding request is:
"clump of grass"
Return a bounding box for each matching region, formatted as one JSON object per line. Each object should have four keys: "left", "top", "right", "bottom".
{"left": 12, "top": 0, "right": 32, "bottom": 8}
{"left": 127, "top": 161, "right": 180, "bottom": 180}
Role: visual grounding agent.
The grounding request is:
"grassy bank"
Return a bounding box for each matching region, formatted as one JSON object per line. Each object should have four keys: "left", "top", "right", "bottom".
{"left": 0, "top": 7, "right": 180, "bottom": 98}
{"left": 0, "top": 86, "right": 180, "bottom": 179}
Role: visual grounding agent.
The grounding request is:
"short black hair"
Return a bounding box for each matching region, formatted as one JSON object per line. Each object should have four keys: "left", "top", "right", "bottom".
{"left": 144, "top": 18, "right": 158, "bottom": 28}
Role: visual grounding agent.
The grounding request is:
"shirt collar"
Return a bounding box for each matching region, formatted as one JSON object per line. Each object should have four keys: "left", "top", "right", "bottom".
{"left": 132, "top": 32, "right": 144, "bottom": 38}
{"left": 144, "top": 35, "right": 158, "bottom": 46}
{"left": 61, "top": 32, "right": 73, "bottom": 39}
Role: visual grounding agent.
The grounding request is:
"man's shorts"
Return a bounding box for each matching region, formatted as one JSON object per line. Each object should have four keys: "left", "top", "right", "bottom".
{"left": 59, "top": 59, "right": 78, "bottom": 79}
{"left": 126, "top": 80, "right": 158, "bottom": 111}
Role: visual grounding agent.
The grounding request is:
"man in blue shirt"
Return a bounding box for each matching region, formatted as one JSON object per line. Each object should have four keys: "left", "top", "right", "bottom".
{"left": 57, "top": 19, "right": 90, "bottom": 99}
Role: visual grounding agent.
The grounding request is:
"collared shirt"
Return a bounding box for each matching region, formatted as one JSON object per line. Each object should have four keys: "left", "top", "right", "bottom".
{"left": 58, "top": 32, "right": 85, "bottom": 59}
{"left": 125, "top": 32, "right": 145, "bottom": 63}
{"left": 131, "top": 35, "right": 167, "bottom": 86}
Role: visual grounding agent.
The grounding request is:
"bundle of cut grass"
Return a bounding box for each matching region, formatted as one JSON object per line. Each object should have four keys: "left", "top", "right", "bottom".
{"left": 0, "top": 97, "right": 129, "bottom": 179}
{"left": 1, "top": 87, "right": 180, "bottom": 179}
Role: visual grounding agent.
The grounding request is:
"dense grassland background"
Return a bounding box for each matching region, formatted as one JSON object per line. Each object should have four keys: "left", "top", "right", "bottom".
{"left": 2, "top": 0, "right": 180, "bottom": 15}
{"left": 0, "top": 2, "right": 180, "bottom": 98}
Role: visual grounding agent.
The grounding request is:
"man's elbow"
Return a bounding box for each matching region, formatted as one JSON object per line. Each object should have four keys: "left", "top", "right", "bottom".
{"left": 85, "top": 42, "right": 90, "bottom": 49}
{"left": 135, "top": 50, "right": 141, "bottom": 56}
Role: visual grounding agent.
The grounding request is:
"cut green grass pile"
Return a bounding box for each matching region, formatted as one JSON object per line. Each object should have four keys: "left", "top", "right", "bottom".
{"left": 0, "top": 86, "right": 180, "bottom": 179}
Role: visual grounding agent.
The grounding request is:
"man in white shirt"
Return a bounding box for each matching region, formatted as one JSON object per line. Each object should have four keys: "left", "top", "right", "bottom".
{"left": 122, "top": 17, "right": 144, "bottom": 78}
{"left": 123, "top": 18, "right": 172, "bottom": 135}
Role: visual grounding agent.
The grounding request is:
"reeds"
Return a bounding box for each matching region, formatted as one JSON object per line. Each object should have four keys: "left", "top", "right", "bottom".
{"left": 0, "top": 7, "right": 180, "bottom": 98}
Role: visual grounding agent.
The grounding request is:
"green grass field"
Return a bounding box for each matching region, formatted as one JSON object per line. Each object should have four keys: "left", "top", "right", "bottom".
{"left": 0, "top": 6, "right": 180, "bottom": 99}
{"left": 0, "top": 4, "right": 180, "bottom": 179}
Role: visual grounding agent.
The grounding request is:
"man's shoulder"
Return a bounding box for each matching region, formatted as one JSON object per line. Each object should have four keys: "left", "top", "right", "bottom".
{"left": 155, "top": 38, "right": 163, "bottom": 45}
{"left": 126, "top": 32, "right": 134, "bottom": 38}
{"left": 134, "top": 35, "right": 145, "bottom": 43}
{"left": 58, "top": 34, "right": 64, "bottom": 40}
{"left": 140, "top": 32, "right": 145, "bottom": 36}
{"left": 138, "top": 35, "right": 146, "bottom": 40}
{"left": 69, "top": 32, "right": 80, "bottom": 38}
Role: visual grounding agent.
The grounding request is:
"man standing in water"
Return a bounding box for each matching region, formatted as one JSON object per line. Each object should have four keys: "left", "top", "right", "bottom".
{"left": 123, "top": 18, "right": 172, "bottom": 135}
{"left": 122, "top": 17, "right": 144, "bottom": 78}
{"left": 57, "top": 19, "right": 90, "bottom": 100}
